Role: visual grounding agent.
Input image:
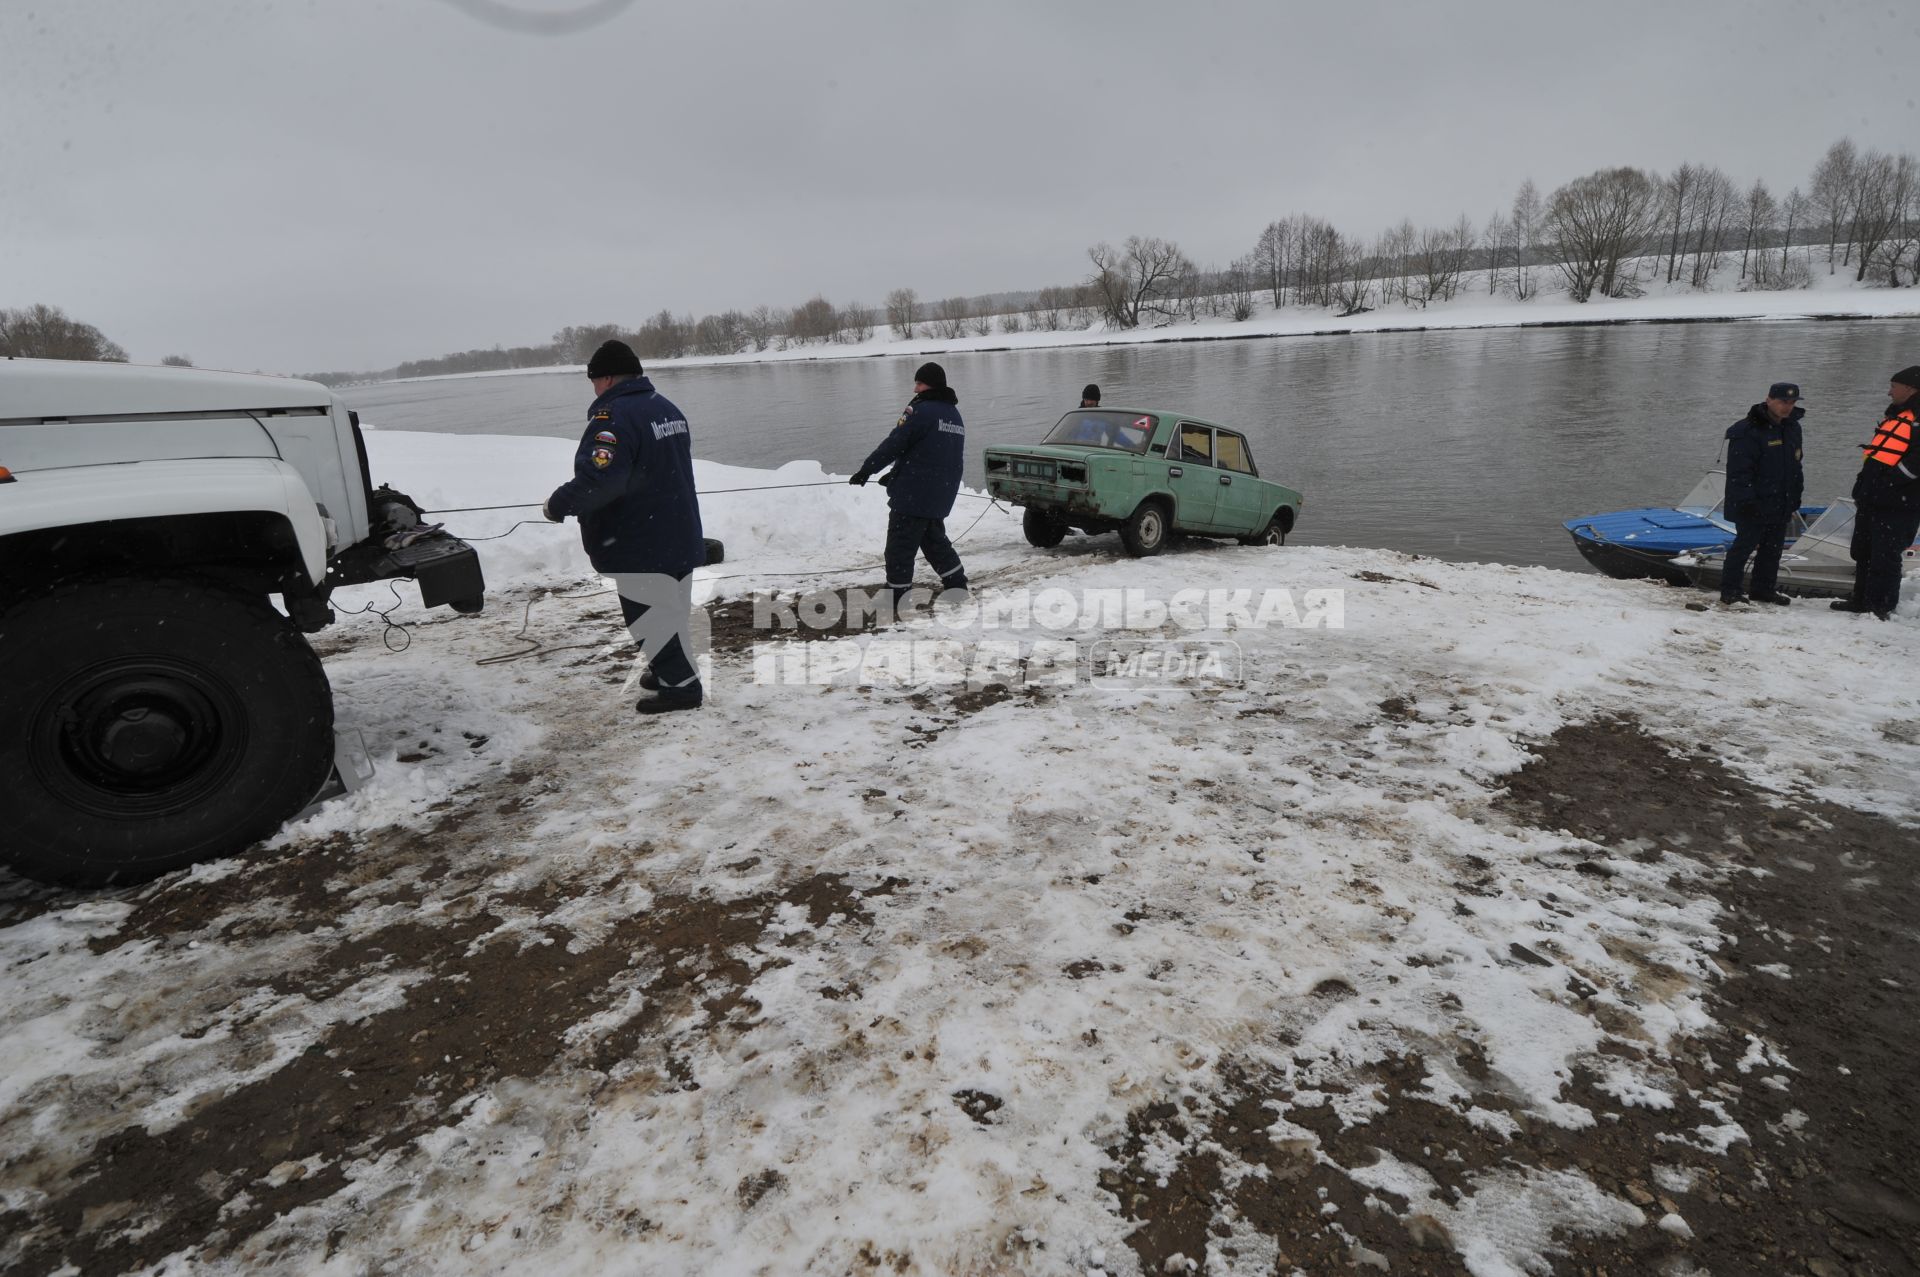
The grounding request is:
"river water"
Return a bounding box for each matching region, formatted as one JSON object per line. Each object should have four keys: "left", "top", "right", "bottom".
{"left": 342, "top": 319, "right": 1920, "bottom": 572}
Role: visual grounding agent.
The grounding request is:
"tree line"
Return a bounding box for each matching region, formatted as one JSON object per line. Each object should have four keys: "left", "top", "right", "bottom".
{"left": 328, "top": 134, "right": 1912, "bottom": 382}
{"left": 7, "top": 136, "right": 1913, "bottom": 380}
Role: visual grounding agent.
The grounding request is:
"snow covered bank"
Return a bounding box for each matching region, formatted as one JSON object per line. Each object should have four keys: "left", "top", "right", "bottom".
{"left": 389, "top": 269, "right": 1920, "bottom": 386}
{"left": 3, "top": 438, "right": 1918, "bottom": 1276}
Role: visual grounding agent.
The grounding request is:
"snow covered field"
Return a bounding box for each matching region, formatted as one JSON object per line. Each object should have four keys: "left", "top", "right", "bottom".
{"left": 3, "top": 433, "right": 1918, "bottom": 1276}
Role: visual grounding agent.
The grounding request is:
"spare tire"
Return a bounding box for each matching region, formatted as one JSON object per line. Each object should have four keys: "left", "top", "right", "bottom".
{"left": 0, "top": 578, "right": 335, "bottom": 888}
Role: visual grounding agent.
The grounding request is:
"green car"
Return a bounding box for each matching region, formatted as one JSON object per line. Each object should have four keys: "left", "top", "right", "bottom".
{"left": 984, "top": 409, "right": 1303, "bottom": 557}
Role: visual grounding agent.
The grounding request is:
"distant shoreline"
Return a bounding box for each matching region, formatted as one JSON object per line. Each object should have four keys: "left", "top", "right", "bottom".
{"left": 378, "top": 292, "right": 1920, "bottom": 386}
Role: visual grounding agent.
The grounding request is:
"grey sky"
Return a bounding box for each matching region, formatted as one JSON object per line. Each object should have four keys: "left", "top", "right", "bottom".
{"left": 2, "top": 0, "right": 1913, "bottom": 373}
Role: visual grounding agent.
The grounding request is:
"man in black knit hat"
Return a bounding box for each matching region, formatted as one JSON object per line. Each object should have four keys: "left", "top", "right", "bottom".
{"left": 850, "top": 361, "right": 968, "bottom": 610}
{"left": 1080, "top": 384, "right": 1101, "bottom": 408}
{"left": 546, "top": 339, "right": 707, "bottom": 713}
{"left": 1835, "top": 365, "right": 1920, "bottom": 619}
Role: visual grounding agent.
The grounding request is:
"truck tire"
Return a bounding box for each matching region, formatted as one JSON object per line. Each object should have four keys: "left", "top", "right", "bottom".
{"left": 1022, "top": 509, "right": 1068, "bottom": 549}
{"left": 0, "top": 578, "right": 335, "bottom": 888}
{"left": 1119, "top": 499, "right": 1169, "bottom": 558}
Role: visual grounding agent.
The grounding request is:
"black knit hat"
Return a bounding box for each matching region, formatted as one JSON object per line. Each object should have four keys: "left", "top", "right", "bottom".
{"left": 1082, "top": 383, "right": 1101, "bottom": 403}
{"left": 1893, "top": 365, "right": 1920, "bottom": 391}
{"left": 913, "top": 361, "right": 947, "bottom": 390}
{"left": 587, "top": 339, "right": 642, "bottom": 380}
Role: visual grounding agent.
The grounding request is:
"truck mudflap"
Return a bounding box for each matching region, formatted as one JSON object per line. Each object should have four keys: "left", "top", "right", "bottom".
{"left": 326, "top": 530, "right": 487, "bottom": 612}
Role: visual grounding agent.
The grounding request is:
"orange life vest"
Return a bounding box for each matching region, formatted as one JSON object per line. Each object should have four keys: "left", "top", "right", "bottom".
{"left": 1864, "top": 405, "right": 1917, "bottom": 469}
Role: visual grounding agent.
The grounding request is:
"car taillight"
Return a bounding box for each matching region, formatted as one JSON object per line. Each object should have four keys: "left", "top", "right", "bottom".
{"left": 1059, "top": 464, "right": 1087, "bottom": 483}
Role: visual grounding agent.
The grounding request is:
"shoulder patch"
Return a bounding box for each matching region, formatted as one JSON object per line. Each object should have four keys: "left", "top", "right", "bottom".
{"left": 594, "top": 430, "right": 618, "bottom": 445}
{"left": 592, "top": 411, "right": 612, "bottom": 421}
{"left": 896, "top": 414, "right": 908, "bottom": 427}
{"left": 590, "top": 446, "right": 614, "bottom": 469}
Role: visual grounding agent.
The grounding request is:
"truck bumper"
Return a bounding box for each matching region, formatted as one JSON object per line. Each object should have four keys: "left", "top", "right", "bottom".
{"left": 327, "top": 532, "right": 487, "bottom": 612}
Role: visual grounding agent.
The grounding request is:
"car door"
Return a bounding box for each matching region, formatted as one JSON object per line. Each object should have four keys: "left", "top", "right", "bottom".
{"left": 1163, "top": 423, "right": 1221, "bottom": 532}
{"left": 1210, "top": 429, "right": 1268, "bottom": 534}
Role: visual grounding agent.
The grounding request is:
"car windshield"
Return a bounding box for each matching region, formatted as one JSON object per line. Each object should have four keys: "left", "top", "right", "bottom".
{"left": 1043, "top": 411, "right": 1157, "bottom": 454}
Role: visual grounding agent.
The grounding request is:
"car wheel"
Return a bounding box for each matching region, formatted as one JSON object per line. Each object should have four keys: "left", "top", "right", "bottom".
{"left": 1119, "top": 500, "right": 1169, "bottom": 558}
{"left": 1022, "top": 509, "right": 1068, "bottom": 549}
{"left": 1238, "top": 510, "right": 1291, "bottom": 547}
{"left": 0, "top": 578, "right": 336, "bottom": 888}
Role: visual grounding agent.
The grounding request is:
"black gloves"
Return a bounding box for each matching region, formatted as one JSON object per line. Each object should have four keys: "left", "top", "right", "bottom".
{"left": 849, "top": 469, "right": 871, "bottom": 486}
{"left": 542, "top": 498, "right": 562, "bottom": 522}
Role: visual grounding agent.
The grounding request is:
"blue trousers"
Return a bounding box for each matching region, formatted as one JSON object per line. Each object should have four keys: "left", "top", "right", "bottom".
{"left": 1721, "top": 500, "right": 1792, "bottom": 600}
{"left": 884, "top": 513, "right": 966, "bottom": 599}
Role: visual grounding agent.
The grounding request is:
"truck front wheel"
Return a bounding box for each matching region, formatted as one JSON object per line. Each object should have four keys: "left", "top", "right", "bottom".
{"left": 0, "top": 578, "right": 335, "bottom": 888}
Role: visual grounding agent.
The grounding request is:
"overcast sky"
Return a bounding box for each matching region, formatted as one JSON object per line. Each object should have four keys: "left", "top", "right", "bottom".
{"left": 2, "top": 0, "right": 1914, "bottom": 373}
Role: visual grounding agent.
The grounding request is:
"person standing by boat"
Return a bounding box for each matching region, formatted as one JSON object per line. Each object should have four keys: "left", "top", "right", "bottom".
{"left": 1718, "top": 381, "right": 1806, "bottom": 608}
{"left": 1834, "top": 366, "right": 1920, "bottom": 619}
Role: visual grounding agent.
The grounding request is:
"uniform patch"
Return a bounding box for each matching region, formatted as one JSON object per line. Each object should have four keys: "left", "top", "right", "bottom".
{"left": 896, "top": 414, "right": 908, "bottom": 427}
{"left": 594, "top": 430, "right": 618, "bottom": 445}
{"left": 591, "top": 446, "right": 614, "bottom": 469}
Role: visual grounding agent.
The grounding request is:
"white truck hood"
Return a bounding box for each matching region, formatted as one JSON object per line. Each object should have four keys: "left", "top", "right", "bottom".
{"left": 0, "top": 357, "right": 332, "bottom": 420}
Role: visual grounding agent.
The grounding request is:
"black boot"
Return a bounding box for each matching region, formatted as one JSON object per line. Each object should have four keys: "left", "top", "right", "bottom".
{"left": 1830, "top": 599, "right": 1869, "bottom": 613}
{"left": 636, "top": 683, "right": 703, "bottom": 714}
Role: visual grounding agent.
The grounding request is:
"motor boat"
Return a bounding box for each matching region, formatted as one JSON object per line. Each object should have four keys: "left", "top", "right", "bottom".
{"left": 1565, "top": 470, "right": 1821, "bottom": 586}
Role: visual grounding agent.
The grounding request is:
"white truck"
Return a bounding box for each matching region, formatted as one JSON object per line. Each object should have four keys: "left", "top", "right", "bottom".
{"left": 0, "top": 357, "right": 485, "bottom": 888}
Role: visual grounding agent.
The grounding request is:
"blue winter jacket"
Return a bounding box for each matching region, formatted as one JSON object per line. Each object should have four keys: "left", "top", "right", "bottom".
{"left": 1724, "top": 404, "right": 1804, "bottom": 513}
{"left": 547, "top": 377, "right": 705, "bottom": 575}
{"left": 861, "top": 388, "right": 965, "bottom": 519}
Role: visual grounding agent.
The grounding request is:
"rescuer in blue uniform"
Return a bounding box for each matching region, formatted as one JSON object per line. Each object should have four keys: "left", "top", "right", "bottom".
{"left": 850, "top": 361, "right": 968, "bottom": 609}
{"left": 1718, "top": 380, "right": 1806, "bottom": 607}
{"left": 545, "top": 340, "right": 706, "bottom": 713}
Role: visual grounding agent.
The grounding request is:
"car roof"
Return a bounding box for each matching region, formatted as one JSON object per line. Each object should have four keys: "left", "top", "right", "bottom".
{"left": 1073, "top": 409, "right": 1241, "bottom": 432}
{"left": 0, "top": 357, "right": 334, "bottom": 419}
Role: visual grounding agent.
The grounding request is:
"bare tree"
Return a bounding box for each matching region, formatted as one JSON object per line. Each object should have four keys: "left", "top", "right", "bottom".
{"left": 931, "top": 295, "right": 970, "bottom": 339}
{"left": 1737, "top": 179, "right": 1777, "bottom": 283}
{"left": 1508, "top": 179, "right": 1543, "bottom": 300}
{"left": 788, "top": 296, "right": 838, "bottom": 345}
{"left": 1685, "top": 168, "right": 1739, "bottom": 289}
{"left": 838, "top": 301, "right": 875, "bottom": 343}
{"left": 1252, "top": 218, "right": 1294, "bottom": 307}
{"left": 1221, "top": 254, "right": 1258, "bottom": 321}
{"left": 159, "top": 353, "right": 193, "bottom": 367}
{"left": 692, "top": 311, "right": 747, "bottom": 356}
{"left": 1329, "top": 232, "right": 1376, "bottom": 316}
{"left": 884, "top": 288, "right": 918, "bottom": 339}
{"left": 1085, "top": 236, "right": 1195, "bottom": 328}
{"left": 1779, "top": 186, "right": 1808, "bottom": 274}
{"left": 1545, "top": 167, "right": 1660, "bottom": 301}
{"left": 968, "top": 307, "right": 995, "bottom": 337}
{"left": 1000, "top": 311, "right": 1026, "bottom": 334}
{"left": 742, "top": 305, "right": 776, "bottom": 352}
{"left": 1659, "top": 163, "right": 1699, "bottom": 284}
{"left": 1848, "top": 149, "right": 1918, "bottom": 283}
{"left": 1483, "top": 211, "right": 1512, "bottom": 299}
{"left": 0, "top": 304, "right": 130, "bottom": 361}
{"left": 1809, "top": 138, "right": 1857, "bottom": 272}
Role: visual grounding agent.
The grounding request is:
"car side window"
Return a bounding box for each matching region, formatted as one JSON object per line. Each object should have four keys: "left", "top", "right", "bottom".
{"left": 1215, "top": 431, "right": 1255, "bottom": 475}
{"left": 1178, "top": 424, "right": 1213, "bottom": 466}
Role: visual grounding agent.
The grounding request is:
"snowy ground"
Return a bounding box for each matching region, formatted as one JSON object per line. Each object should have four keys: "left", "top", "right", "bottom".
{"left": 391, "top": 261, "right": 1920, "bottom": 385}
{"left": 3, "top": 434, "right": 1918, "bottom": 1276}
